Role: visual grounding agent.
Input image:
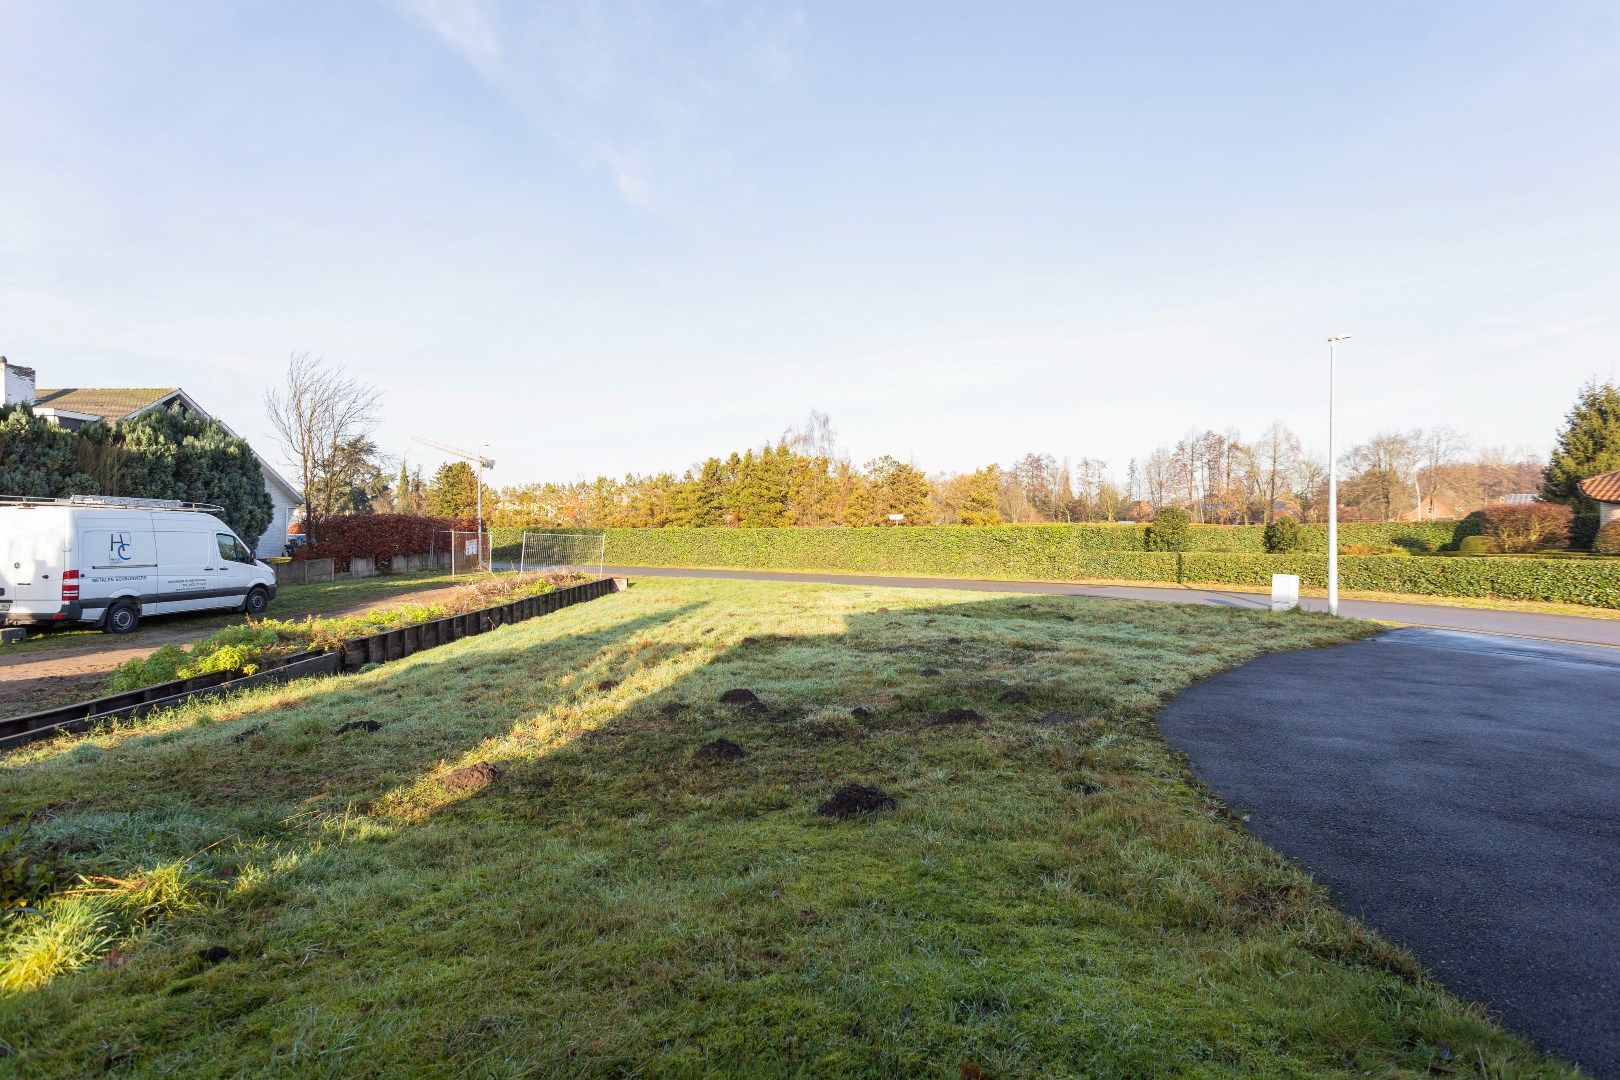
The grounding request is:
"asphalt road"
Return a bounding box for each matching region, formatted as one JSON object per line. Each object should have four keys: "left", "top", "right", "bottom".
{"left": 598, "top": 565, "right": 1620, "bottom": 647}
{"left": 1159, "top": 628, "right": 1620, "bottom": 1079}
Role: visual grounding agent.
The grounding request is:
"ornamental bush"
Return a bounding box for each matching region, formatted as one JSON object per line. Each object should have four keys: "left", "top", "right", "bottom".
{"left": 1144, "top": 507, "right": 1191, "bottom": 552}
{"left": 1594, "top": 521, "right": 1620, "bottom": 556}
{"left": 1458, "top": 535, "right": 1498, "bottom": 556}
{"left": 1262, "top": 518, "right": 1306, "bottom": 554}
{"left": 1477, "top": 502, "right": 1573, "bottom": 553}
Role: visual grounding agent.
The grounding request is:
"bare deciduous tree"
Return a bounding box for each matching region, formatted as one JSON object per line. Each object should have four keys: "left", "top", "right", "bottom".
{"left": 783, "top": 409, "right": 841, "bottom": 462}
{"left": 265, "top": 351, "right": 381, "bottom": 541}
{"left": 1415, "top": 425, "right": 1472, "bottom": 520}
{"left": 1253, "top": 421, "right": 1302, "bottom": 524}
{"left": 1341, "top": 430, "right": 1422, "bottom": 522}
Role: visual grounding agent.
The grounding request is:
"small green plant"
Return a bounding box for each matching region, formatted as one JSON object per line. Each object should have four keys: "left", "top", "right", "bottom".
{"left": 1458, "top": 535, "right": 1499, "bottom": 556}
{"left": 1262, "top": 517, "right": 1305, "bottom": 554}
{"left": 1594, "top": 520, "right": 1620, "bottom": 555}
{"left": 1144, "top": 507, "right": 1191, "bottom": 552}
{"left": 108, "top": 644, "right": 189, "bottom": 691}
{"left": 0, "top": 819, "right": 59, "bottom": 910}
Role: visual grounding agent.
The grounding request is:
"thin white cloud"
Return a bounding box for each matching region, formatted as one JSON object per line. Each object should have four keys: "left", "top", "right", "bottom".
{"left": 385, "top": 0, "right": 805, "bottom": 207}
{"left": 386, "top": 0, "right": 503, "bottom": 77}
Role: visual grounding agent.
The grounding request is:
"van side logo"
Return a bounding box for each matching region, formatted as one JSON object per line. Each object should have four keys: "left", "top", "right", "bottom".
{"left": 110, "top": 532, "right": 133, "bottom": 562}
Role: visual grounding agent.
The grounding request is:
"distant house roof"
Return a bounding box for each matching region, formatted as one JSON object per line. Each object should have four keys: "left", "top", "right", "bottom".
{"left": 1579, "top": 470, "right": 1620, "bottom": 504}
{"left": 1499, "top": 493, "right": 1540, "bottom": 505}
{"left": 32, "top": 387, "right": 183, "bottom": 424}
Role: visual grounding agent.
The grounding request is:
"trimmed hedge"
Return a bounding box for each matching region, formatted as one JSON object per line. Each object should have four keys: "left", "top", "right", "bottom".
{"left": 303, "top": 514, "right": 477, "bottom": 563}
{"left": 493, "top": 520, "right": 1472, "bottom": 560}
{"left": 488, "top": 524, "right": 1617, "bottom": 608}
{"left": 1175, "top": 553, "right": 1620, "bottom": 608}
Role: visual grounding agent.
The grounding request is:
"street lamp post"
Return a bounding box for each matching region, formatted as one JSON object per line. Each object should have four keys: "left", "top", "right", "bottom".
{"left": 1326, "top": 335, "right": 1352, "bottom": 616}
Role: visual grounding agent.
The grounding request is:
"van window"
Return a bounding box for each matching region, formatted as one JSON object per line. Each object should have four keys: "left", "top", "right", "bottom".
{"left": 216, "top": 533, "right": 252, "bottom": 563}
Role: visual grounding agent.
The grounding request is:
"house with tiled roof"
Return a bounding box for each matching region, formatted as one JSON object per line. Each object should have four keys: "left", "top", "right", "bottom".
{"left": 2, "top": 358, "right": 301, "bottom": 558}
{"left": 1579, "top": 470, "right": 1620, "bottom": 530}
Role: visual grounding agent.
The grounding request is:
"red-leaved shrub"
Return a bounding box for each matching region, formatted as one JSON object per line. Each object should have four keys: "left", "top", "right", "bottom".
{"left": 1595, "top": 520, "right": 1620, "bottom": 556}
{"left": 1477, "top": 502, "right": 1573, "bottom": 553}
{"left": 297, "top": 514, "right": 477, "bottom": 563}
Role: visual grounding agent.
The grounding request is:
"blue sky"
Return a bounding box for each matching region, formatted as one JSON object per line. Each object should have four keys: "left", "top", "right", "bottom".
{"left": 2, "top": 1, "right": 1617, "bottom": 486}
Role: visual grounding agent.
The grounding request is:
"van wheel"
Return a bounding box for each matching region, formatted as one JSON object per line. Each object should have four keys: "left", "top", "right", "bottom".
{"left": 104, "top": 601, "right": 140, "bottom": 634}
{"left": 243, "top": 586, "right": 270, "bottom": 616}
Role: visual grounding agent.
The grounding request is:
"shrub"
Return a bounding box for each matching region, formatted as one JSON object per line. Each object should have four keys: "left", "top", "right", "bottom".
{"left": 1477, "top": 502, "right": 1573, "bottom": 554}
{"left": 300, "top": 513, "right": 476, "bottom": 563}
{"left": 1594, "top": 521, "right": 1620, "bottom": 556}
{"left": 1144, "top": 508, "right": 1191, "bottom": 552}
{"left": 1262, "top": 518, "right": 1305, "bottom": 554}
{"left": 1458, "top": 535, "right": 1498, "bottom": 556}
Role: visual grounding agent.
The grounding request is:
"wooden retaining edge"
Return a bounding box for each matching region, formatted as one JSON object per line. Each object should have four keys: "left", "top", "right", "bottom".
{"left": 0, "top": 577, "right": 629, "bottom": 752}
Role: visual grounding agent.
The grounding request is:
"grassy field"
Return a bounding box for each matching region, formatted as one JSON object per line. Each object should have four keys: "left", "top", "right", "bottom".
{"left": 6, "top": 571, "right": 467, "bottom": 655}
{"left": 0, "top": 578, "right": 1576, "bottom": 1077}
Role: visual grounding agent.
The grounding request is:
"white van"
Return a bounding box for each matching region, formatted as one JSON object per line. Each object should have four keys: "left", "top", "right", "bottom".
{"left": 0, "top": 495, "right": 277, "bottom": 633}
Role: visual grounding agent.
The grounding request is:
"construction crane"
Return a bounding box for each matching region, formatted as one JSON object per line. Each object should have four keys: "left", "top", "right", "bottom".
{"left": 411, "top": 436, "right": 495, "bottom": 569}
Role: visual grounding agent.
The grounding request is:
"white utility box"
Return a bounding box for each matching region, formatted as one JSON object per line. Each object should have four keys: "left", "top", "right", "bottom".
{"left": 1270, "top": 574, "right": 1300, "bottom": 612}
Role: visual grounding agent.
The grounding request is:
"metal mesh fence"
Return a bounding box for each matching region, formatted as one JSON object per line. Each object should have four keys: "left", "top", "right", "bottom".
{"left": 518, "top": 531, "right": 606, "bottom": 580}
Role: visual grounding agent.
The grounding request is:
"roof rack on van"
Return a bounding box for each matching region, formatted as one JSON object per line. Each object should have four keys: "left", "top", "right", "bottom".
{"left": 0, "top": 494, "right": 227, "bottom": 513}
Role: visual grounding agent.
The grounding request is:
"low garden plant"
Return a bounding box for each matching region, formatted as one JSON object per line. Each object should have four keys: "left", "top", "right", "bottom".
{"left": 0, "top": 578, "right": 1577, "bottom": 1076}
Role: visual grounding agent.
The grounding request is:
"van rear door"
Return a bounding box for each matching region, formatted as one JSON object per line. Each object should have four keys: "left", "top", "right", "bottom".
{"left": 0, "top": 509, "right": 67, "bottom": 616}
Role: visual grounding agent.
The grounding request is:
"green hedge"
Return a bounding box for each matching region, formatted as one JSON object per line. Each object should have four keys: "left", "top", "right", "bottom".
{"left": 493, "top": 521, "right": 1471, "bottom": 561}
{"left": 491, "top": 523, "right": 1615, "bottom": 607}
{"left": 1175, "top": 553, "right": 1620, "bottom": 608}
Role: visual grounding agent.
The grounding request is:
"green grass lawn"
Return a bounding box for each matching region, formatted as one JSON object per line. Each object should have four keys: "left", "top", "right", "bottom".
{"left": 6, "top": 571, "right": 468, "bottom": 654}
{"left": 0, "top": 578, "right": 1577, "bottom": 1077}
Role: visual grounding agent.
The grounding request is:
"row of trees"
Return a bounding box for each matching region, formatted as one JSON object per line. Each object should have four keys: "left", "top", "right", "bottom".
{"left": 0, "top": 404, "right": 273, "bottom": 543}
{"left": 262, "top": 358, "right": 1617, "bottom": 537}
{"left": 459, "top": 419, "right": 1549, "bottom": 530}
{"left": 1129, "top": 423, "right": 1547, "bottom": 525}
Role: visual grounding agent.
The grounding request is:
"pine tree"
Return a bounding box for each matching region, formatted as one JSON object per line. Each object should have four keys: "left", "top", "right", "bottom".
{"left": 860, "top": 456, "right": 934, "bottom": 525}
{"left": 396, "top": 460, "right": 413, "bottom": 513}
{"left": 116, "top": 405, "right": 273, "bottom": 546}
{"left": 426, "top": 461, "right": 480, "bottom": 518}
{"left": 1543, "top": 379, "right": 1620, "bottom": 509}
{"left": 959, "top": 466, "right": 1004, "bottom": 525}
{"left": 0, "top": 405, "right": 97, "bottom": 498}
{"left": 737, "top": 444, "right": 789, "bottom": 526}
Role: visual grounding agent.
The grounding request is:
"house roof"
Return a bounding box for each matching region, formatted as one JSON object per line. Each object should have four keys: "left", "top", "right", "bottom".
{"left": 32, "top": 385, "right": 302, "bottom": 507}
{"left": 1579, "top": 470, "right": 1620, "bottom": 503}
{"left": 32, "top": 387, "right": 182, "bottom": 424}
